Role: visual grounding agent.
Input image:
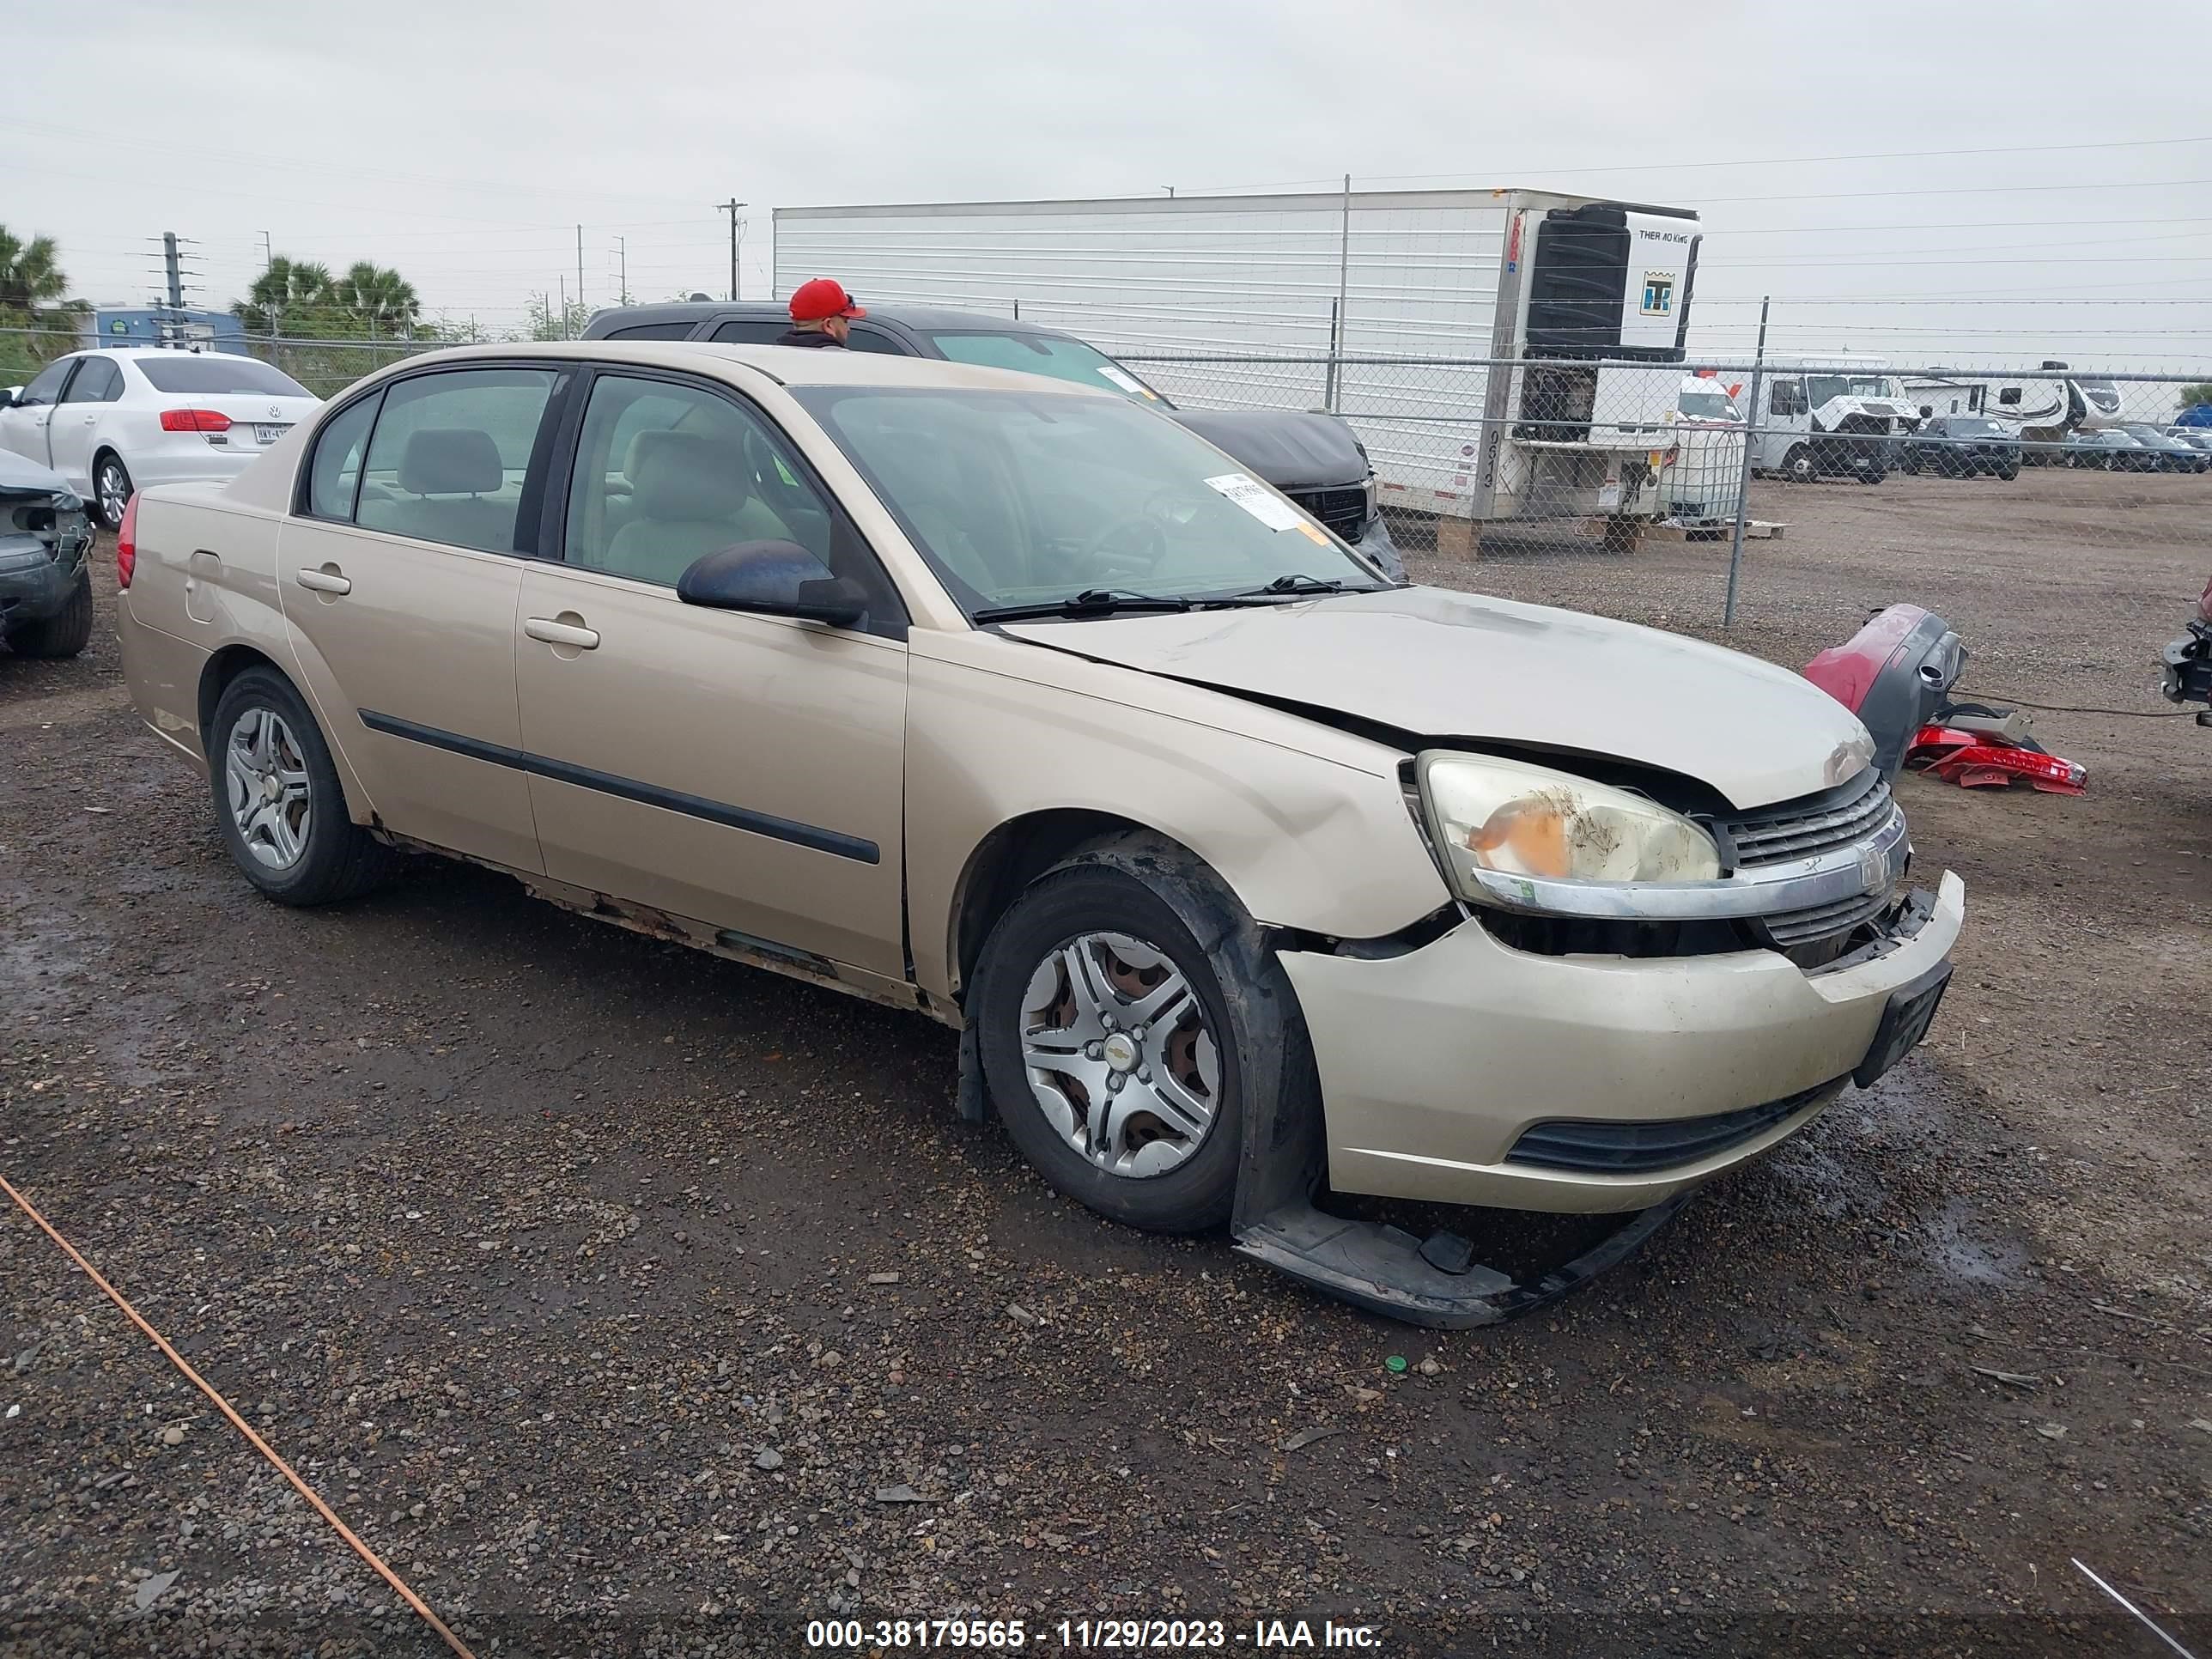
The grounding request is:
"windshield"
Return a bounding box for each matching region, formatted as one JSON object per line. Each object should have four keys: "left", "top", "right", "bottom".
{"left": 925, "top": 331, "right": 1169, "bottom": 405}
{"left": 1676, "top": 389, "right": 1741, "bottom": 422}
{"left": 1947, "top": 418, "right": 2003, "bottom": 437}
{"left": 135, "top": 356, "right": 312, "bottom": 398}
{"left": 2123, "top": 424, "right": 2174, "bottom": 442}
{"left": 792, "top": 386, "right": 1386, "bottom": 615}
{"left": 1805, "top": 374, "right": 1897, "bottom": 407}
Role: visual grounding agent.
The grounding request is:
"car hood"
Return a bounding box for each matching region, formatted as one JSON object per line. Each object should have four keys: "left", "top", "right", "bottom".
{"left": 1002, "top": 586, "right": 1871, "bottom": 809}
{"left": 1165, "top": 409, "right": 1366, "bottom": 490}
{"left": 0, "top": 447, "right": 75, "bottom": 497}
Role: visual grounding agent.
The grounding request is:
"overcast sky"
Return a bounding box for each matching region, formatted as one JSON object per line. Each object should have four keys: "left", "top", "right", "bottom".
{"left": 9, "top": 0, "right": 2212, "bottom": 372}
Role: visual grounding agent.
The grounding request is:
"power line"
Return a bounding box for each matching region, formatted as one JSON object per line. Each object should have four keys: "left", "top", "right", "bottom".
{"left": 1170, "top": 133, "right": 2212, "bottom": 195}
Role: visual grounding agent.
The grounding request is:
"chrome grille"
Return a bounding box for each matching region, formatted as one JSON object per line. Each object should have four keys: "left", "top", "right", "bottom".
{"left": 1725, "top": 774, "right": 1896, "bottom": 868}
{"left": 1762, "top": 888, "right": 1893, "bottom": 948}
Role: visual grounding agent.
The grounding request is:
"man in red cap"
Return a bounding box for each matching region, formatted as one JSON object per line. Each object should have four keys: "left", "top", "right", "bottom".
{"left": 778, "top": 277, "right": 866, "bottom": 349}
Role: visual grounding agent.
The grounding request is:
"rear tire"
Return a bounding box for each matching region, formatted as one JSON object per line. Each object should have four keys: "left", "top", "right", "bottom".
{"left": 92, "top": 453, "right": 132, "bottom": 532}
{"left": 208, "top": 666, "right": 398, "bottom": 906}
{"left": 973, "top": 836, "right": 1297, "bottom": 1234}
{"left": 4, "top": 563, "right": 93, "bottom": 659}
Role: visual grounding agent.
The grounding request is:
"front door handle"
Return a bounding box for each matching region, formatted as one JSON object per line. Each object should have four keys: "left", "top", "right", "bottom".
{"left": 524, "top": 615, "right": 600, "bottom": 650}
{"left": 295, "top": 566, "right": 351, "bottom": 595}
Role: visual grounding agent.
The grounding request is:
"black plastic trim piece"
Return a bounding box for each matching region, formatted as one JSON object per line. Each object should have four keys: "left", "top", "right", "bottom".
{"left": 356, "top": 708, "right": 880, "bottom": 864}
{"left": 1506, "top": 1078, "right": 1845, "bottom": 1174}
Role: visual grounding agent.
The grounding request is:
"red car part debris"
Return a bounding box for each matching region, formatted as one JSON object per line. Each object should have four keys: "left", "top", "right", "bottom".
{"left": 1907, "top": 725, "right": 2087, "bottom": 793}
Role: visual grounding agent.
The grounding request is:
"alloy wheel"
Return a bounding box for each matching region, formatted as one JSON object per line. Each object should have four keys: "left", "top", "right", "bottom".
{"left": 1018, "top": 930, "right": 1221, "bottom": 1178}
{"left": 97, "top": 460, "right": 129, "bottom": 528}
{"left": 225, "top": 707, "right": 313, "bottom": 870}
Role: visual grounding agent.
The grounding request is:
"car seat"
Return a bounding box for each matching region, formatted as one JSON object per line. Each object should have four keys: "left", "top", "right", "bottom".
{"left": 602, "top": 429, "right": 793, "bottom": 586}
{"left": 373, "top": 428, "right": 514, "bottom": 551}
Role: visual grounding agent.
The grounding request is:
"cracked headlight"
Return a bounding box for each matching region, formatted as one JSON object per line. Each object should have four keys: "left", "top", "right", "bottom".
{"left": 1418, "top": 750, "right": 1720, "bottom": 908}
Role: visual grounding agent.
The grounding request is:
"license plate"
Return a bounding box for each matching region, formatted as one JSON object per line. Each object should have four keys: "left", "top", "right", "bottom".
{"left": 254, "top": 423, "right": 289, "bottom": 444}
{"left": 1853, "top": 962, "right": 1952, "bottom": 1087}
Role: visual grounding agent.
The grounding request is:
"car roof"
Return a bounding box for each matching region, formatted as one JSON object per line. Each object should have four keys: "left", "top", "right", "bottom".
{"left": 584, "top": 299, "right": 1076, "bottom": 339}
{"left": 360, "top": 339, "right": 1120, "bottom": 394}
{"left": 69, "top": 346, "right": 267, "bottom": 362}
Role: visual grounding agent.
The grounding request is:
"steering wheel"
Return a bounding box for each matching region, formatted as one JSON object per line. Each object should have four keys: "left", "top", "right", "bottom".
{"left": 1074, "top": 486, "right": 1206, "bottom": 579}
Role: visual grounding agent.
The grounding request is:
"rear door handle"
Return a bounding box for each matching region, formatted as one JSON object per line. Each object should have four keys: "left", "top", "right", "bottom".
{"left": 295, "top": 567, "right": 351, "bottom": 595}
{"left": 524, "top": 616, "right": 599, "bottom": 650}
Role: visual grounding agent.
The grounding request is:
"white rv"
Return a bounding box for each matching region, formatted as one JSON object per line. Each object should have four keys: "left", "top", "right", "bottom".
{"left": 1978, "top": 360, "right": 2124, "bottom": 445}
{"left": 1746, "top": 355, "right": 1921, "bottom": 483}
{"left": 773, "top": 188, "right": 1705, "bottom": 528}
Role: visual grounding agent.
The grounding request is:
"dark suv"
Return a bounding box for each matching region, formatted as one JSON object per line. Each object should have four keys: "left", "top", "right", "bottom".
{"left": 1899, "top": 416, "right": 2020, "bottom": 480}
{"left": 582, "top": 301, "right": 1402, "bottom": 578}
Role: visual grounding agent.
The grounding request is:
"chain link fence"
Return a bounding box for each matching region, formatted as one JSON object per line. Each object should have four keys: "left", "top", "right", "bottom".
{"left": 5, "top": 322, "right": 2207, "bottom": 634}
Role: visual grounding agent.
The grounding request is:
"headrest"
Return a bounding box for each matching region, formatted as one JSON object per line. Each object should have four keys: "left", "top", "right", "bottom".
{"left": 398, "top": 428, "right": 502, "bottom": 496}
{"left": 629, "top": 429, "right": 749, "bottom": 522}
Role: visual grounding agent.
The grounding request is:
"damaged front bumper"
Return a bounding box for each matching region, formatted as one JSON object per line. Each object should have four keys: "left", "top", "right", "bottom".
{"left": 1229, "top": 872, "right": 1963, "bottom": 1327}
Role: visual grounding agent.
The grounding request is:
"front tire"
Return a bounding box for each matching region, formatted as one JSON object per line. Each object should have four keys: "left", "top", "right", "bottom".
{"left": 5, "top": 563, "right": 93, "bottom": 659}
{"left": 973, "top": 840, "right": 1289, "bottom": 1234}
{"left": 208, "top": 666, "right": 398, "bottom": 905}
{"left": 93, "top": 453, "right": 132, "bottom": 532}
{"left": 1782, "top": 444, "right": 1816, "bottom": 483}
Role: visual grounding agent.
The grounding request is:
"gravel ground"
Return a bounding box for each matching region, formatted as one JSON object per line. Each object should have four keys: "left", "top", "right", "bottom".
{"left": 3, "top": 473, "right": 2208, "bottom": 1657}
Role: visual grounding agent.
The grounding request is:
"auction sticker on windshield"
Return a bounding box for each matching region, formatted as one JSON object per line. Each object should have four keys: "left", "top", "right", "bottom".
{"left": 1096, "top": 364, "right": 1158, "bottom": 399}
{"left": 1205, "top": 471, "right": 1304, "bottom": 532}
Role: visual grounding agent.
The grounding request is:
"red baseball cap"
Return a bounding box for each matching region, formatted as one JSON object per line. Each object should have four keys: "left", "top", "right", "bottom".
{"left": 789, "top": 277, "right": 866, "bottom": 322}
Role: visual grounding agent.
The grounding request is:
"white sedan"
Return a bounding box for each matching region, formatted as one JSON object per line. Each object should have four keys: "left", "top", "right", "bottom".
{"left": 0, "top": 348, "right": 320, "bottom": 529}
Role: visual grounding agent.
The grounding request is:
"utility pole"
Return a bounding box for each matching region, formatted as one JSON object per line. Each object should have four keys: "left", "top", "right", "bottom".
{"left": 557, "top": 276, "right": 568, "bottom": 339}
{"left": 575, "top": 224, "right": 585, "bottom": 313}
{"left": 719, "top": 198, "right": 747, "bottom": 302}
{"left": 617, "top": 236, "right": 629, "bottom": 306}
{"left": 1723, "top": 295, "right": 1772, "bottom": 630}
{"left": 258, "top": 230, "right": 277, "bottom": 341}
{"left": 162, "top": 232, "right": 185, "bottom": 313}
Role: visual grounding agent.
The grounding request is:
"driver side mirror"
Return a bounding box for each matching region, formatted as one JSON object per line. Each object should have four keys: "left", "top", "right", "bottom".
{"left": 677, "top": 540, "right": 866, "bottom": 628}
{"left": 0, "top": 388, "right": 18, "bottom": 410}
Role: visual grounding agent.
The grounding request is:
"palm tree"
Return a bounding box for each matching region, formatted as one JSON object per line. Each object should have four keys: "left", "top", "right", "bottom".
{"left": 331, "top": 261, "right": 422, "bottom": 337}
{"left": 231, "top": 257, "right": 336, "bottom": 335}
{"left": 0, "top": 226, "right": 70, "bottom": 317}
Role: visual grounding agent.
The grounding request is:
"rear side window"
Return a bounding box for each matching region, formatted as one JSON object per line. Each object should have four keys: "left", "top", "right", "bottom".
{"left": 135, "top": 356, "right": 311, "bottom": 398}
{"left": 709, "top": 319, "right": 786, "bottom": 344}
{"left": 847, "top": 328, "right": 906, "bottom": 356}
{"left": 304, "top": 393, "right": 382, "bottom": 520}
{"left": 605, "top": 322, "right": 698, "bottom": 340}
{"left": 353, "top": 368, "right": 559, "bottom": 554}
{"left": 62, "top": 357, "right": 123, "bottom": 403}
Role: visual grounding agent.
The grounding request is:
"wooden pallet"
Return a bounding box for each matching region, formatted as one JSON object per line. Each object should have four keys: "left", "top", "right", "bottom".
{"left": 1632, "top": 518, "right": 1790, "bottom": 544}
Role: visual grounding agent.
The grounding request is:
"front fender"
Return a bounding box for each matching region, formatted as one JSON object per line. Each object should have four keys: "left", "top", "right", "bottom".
{"left": 904, "top": 630, "right": 1450, "bottom": 1001}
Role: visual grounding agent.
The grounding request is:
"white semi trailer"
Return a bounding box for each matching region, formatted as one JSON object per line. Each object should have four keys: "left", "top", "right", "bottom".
{"left": 774, "top": 187, "right": 1710, "bottom": 529}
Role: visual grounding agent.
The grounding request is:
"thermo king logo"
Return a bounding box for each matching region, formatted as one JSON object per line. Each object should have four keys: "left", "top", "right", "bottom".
{"left": 1640, "top": 273, "right": 1676, "bottom": 316}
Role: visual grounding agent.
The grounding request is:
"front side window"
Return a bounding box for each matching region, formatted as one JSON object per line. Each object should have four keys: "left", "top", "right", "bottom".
{"left": 562, "top": 374, "right": 836, "bottom": 588}
{"left": 62, "top": 357, "right": 122, "bottom": 403}
{"left": 16, "top": 358, "right": 76, "bottom": 407}
{"left": 135, "top": 356, "right": 311, "bottom": 398}
{"left": 927, "top": 331, "right": 1165, "bottom": 403}
{"left": 303, "top": 392, "right": 383, "bottom": 520}
{"left": 791, "top": 386, "right": 1384, "bottom": 616}
{"left": 354, "top": 368, "right": 558, "bottom": 553}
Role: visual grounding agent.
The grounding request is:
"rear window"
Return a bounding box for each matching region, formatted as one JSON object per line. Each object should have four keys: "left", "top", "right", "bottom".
{"left": 136, "top": 356, "right": 312, "bottom": 398}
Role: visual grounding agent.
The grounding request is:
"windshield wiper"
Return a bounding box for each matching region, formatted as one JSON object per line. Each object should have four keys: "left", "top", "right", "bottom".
{"left": 971, "top": 589, "right": 1194, "bottom": 623}
{"left": 1203, "top": 573, "right": 1373, "bottom": 603}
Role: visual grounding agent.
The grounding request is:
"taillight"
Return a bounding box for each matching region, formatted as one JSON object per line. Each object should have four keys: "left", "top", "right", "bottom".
{"left": 116, "top": 493, "right": 139, "bottom": 590}
{"left": 160, "top": 408, "right": 232, "bottom": 433}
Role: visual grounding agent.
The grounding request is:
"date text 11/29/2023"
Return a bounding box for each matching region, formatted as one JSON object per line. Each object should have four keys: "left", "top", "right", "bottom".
{"left": 804, "top": 1617, "right": 1384, "bottom": 1650}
